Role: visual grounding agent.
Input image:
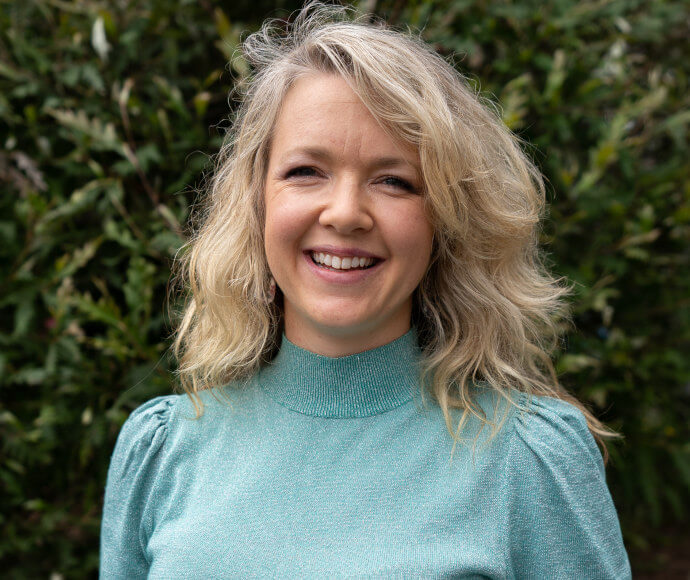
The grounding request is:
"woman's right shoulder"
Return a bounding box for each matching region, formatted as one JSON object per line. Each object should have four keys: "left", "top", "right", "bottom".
{"left": 108, "top": 395, "right": 181, "bottom": 480}
{"left": 111, "top": 387, "right": 250, "bottom": 464}
{"left": 122, "top": 395, "right": 179, "bottom": 432}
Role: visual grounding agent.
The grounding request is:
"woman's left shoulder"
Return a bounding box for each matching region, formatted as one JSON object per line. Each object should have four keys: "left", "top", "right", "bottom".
{"left": 493, "top": 392, "right": 632, "bottom": 579}
{"left": 506, "top": 392, "right": 605, "bottom": 476}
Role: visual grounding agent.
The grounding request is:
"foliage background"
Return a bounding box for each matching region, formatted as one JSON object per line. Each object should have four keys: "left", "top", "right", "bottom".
{"left": 1, "top": 0, "right": 688, "bottom": 577}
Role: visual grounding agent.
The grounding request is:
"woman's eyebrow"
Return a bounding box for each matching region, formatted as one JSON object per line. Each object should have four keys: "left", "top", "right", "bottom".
{"left": 280, "top": 146, "right": 332, "bottom": 163}
{"left": 281, "top": 147, "right": 420, "bottom": 172}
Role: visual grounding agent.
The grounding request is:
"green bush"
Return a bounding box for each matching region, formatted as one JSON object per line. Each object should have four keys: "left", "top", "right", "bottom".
{"left": 1, "top": 0, "right": 688, "bottom": 576}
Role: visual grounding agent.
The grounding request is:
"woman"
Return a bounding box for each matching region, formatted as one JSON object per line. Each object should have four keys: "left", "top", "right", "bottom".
{"left": 101, "top": 4, "right": 631, "bottom": 578}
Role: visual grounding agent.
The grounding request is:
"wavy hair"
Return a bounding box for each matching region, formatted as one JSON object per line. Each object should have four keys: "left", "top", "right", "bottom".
{"left": 173, "top": 2, "right": 616, "bottom": 452}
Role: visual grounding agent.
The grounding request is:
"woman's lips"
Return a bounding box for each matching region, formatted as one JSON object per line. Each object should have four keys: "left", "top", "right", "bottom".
{"left": 302, "top": 251, "right": 382, "bottom": 283}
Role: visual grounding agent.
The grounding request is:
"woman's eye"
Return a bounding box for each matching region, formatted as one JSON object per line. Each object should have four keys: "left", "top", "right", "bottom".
{"left": 285, "top": 166, "right": 318, "bottom": 179}
{"left": 380, "top": 176, "right": 417, "bottom": 193}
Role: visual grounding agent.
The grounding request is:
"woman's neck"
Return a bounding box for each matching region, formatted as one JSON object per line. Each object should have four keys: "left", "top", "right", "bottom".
{"left": 283, "top": 316, "right": 413, "bottom": 358}
{"left": 257, "top": 328, "right": 421, "bottom": 418}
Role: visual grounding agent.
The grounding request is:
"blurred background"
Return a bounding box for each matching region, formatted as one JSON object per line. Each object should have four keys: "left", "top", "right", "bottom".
{"left": 1, "top": 0, "right": 688, "bottom": 577}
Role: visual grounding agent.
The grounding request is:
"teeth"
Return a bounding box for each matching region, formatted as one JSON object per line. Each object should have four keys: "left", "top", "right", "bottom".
{"left": 311, "top": 252, "right": 375, "bottom": 270}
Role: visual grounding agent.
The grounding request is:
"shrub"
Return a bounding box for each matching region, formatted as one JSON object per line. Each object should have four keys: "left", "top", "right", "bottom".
{"left": 1, "top": 0, "right": 687, "bottom": 576}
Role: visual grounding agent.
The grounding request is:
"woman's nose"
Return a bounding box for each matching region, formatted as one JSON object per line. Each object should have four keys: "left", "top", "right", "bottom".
{"left": 318, "top": 177, "right": 374, "bottom": 233}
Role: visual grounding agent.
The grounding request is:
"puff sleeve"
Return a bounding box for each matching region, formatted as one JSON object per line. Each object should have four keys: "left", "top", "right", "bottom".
{"left": 100, "top": 396, "right": 175, "bottom": 579}
{"left": 508, "top": 395, "right": 631, "bottom": 579}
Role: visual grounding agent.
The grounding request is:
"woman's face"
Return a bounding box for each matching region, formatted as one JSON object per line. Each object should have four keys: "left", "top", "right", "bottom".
{"left": 264, "top": 74, "right": 433, "bottom": 356}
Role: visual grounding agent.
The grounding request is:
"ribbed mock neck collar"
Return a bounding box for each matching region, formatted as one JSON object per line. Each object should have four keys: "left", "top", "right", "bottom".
{"left": 258, "top": 329, "right": 420, "bottom": 418}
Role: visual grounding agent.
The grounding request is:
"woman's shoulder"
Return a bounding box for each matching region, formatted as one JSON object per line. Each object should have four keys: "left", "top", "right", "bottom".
{"left": 486, "top": 392, "right": 631, "bottom": 578}
{"left": 112, "top": 384, "right": 260, "bottom": 457}
{"left": 117, "top": 387, "right": 225, "bottom": 433}
{"left": 120, "top": 394, "right": 178, "bottom": 432}
{"left": 504, "top": 391, "right": 605, "bottom": 476}
{"left": 466, "top": 388, "right": 605, "bottom": 481}
{"left": 108, "top": 395, "right": 181, "bottom": 475}
{"left": 106, "top": 390, "right": 222, "bottom": 488}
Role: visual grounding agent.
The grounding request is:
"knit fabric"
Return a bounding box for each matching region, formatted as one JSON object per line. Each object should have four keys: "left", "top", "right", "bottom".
{"left": 100, "top": 330, "right": 631, "bottom": 579}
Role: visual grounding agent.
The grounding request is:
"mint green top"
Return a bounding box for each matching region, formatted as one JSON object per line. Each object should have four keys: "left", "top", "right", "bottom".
{"left": 100, "top": 331, "right": 631, "bottom": 578}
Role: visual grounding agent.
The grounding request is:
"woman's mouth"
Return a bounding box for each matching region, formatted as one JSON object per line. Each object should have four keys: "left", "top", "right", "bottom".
{"left": 310, "top": 251, "right": 379, "bottom": 271}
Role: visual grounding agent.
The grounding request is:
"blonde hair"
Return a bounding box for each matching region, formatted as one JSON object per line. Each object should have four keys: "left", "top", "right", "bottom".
{"left": 173, "top": 2, "right": 616, "bottom": 452}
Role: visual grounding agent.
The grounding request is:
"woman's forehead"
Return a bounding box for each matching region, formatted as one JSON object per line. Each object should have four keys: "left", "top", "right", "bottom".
{"left": 270, "top": 74, "right": 420, "bottom": 170}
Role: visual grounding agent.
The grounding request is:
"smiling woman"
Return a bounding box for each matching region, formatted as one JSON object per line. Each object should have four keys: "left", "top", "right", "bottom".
{"left": 100, "top": 3, "right": 632, "bottom": 578}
